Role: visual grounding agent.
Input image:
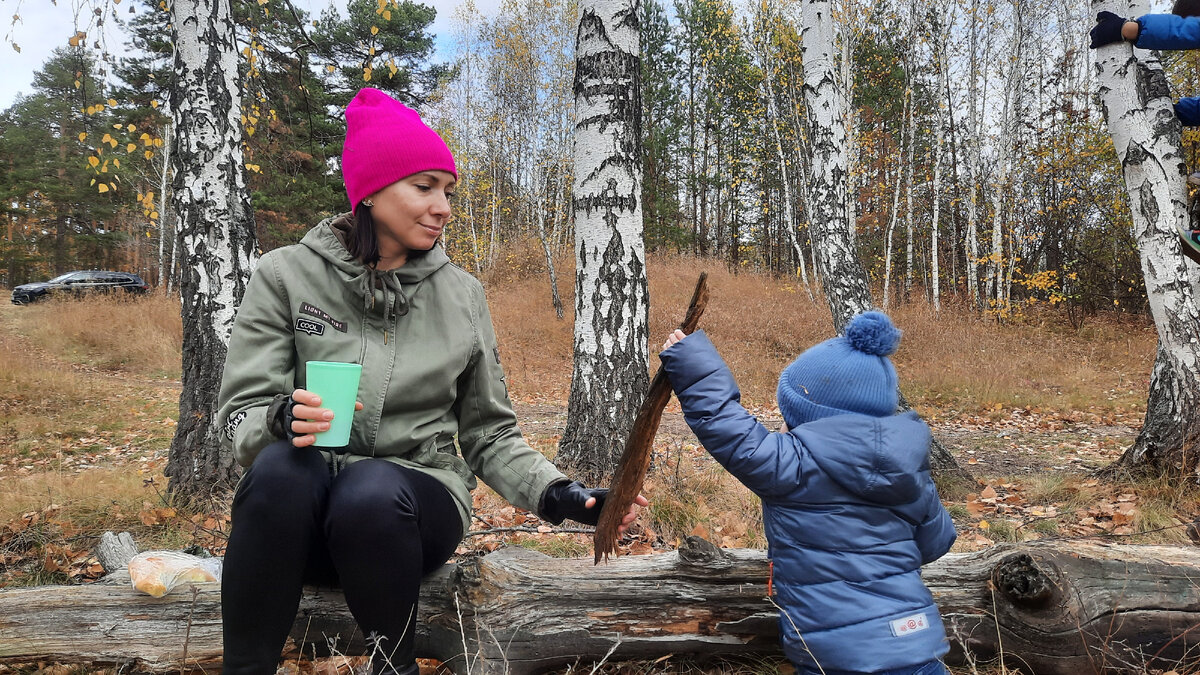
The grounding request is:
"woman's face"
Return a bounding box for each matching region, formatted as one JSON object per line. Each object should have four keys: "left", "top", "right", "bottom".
{"left": 367, "top": 170, "right": 456, "bottom": 268}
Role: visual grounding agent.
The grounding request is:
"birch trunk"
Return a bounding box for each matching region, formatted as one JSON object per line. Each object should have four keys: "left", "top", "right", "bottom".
{"left": 558, "top": 0, "right": 649, "bottom": 484}
{"left": 931, "top": 10, "right": 948, "bottom": 312}
{"left": 1094, "top": 0, "right": 1200, "bottom": 477}
{"left": 752, "top": 22, "right": 813, "bottom": 301}
{"left": 165, "top": 0, "right": 257, "bottom": 497}
{"left": 156, "top": 122, "right": 173, "bottom": 291}
{"left": 903, "top": 75, "right": 915, "bottom": 304}
{"left": 800, "top": 0, "right": 872, "bottom": 331}
{"left": 964, "top": 0, "right": 983, "bottom": 309}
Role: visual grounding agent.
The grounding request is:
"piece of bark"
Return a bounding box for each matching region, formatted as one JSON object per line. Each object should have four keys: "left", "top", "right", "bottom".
{"left": 594, "top": 272, "right": 709, "bottom": 563}
{"left": 3, "top": 540, "right": 1200, "bottom": 674}
{"left": 94, "top": 531, "right": 139, "bottom": 575}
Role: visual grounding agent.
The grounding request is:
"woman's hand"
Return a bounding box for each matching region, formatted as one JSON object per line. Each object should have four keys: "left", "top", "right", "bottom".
{"left": 542, "top": 481, "right": 649, "bottom": 531}
{"left": 661, "top": 329, "right": 687, "bottom": 352}
{"left": 288, "top": 389, "right": 364, "bottom": 448}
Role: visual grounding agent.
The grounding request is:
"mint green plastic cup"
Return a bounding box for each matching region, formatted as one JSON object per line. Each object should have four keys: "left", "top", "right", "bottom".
{"left": 305, "top": 361, "right": 362, "bottom": 448}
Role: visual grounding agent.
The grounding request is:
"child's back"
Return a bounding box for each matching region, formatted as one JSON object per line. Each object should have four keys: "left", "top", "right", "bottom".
{"left": 660, "top": 312, "right": 956, "bottom": 674}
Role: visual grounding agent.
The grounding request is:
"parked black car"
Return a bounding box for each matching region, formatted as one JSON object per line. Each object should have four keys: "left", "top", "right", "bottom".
{"left": 11, "top": 270, "right": 151, "bottom": 305}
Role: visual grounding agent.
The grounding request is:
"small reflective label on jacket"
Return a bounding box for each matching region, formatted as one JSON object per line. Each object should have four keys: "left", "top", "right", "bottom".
{"left": 889, "top": 612, "right": 929, "bottom": 637}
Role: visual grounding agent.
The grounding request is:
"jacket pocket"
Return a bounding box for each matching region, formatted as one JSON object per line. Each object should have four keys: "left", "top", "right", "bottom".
{"left": 411, "top": 435, "right": 476, "bottom": 489}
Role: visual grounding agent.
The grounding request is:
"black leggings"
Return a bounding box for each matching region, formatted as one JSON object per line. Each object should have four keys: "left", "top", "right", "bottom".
{"left": 221, "top": 441, "right": 463, "bottom": 675}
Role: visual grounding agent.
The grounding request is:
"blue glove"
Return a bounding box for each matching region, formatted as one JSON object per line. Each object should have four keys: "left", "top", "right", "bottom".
{"left": 540, "top": 480, "right": 608, "bottom": 525}
{"left": 1090, "top": 11, "right": 1128, "bottom": 48}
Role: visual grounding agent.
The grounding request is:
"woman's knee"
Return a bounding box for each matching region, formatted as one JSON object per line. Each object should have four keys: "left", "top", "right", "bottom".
{"left": 233, "top": 441, "right": 328, "bottom": 512}
{"left": 327, "top": 460, "right": 418, "bottom": 526}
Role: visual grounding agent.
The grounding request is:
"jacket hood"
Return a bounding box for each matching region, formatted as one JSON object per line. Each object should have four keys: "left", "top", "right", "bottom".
{"left": 794, "top": 410, "right": 931, "bottom": 505}
{"left": 301, "top": 214, "right": 452, "bottom": 326}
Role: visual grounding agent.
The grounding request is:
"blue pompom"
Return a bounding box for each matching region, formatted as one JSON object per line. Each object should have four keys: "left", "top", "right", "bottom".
{"left": 844, "top": 311, "right": 901, "bottom": 356}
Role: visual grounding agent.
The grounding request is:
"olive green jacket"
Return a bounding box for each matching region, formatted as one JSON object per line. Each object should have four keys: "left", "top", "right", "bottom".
{"left": 217, "top": 215, "right": 567, "bottom": 533}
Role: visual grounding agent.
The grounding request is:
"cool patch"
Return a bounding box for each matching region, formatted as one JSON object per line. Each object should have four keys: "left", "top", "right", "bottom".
{"left": 296, "top": 318, "right": 325, "bottom": 336}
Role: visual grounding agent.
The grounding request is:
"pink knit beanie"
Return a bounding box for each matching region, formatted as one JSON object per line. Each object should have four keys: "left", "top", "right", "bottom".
{"left": 342, "top": 88, "right": 458, "bottom": 213}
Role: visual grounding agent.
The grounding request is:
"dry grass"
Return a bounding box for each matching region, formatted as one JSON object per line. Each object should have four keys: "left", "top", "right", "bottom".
{"left": 10, "top": 294, "right": 182, "bottom": 377}
{"left": 490, "top": 246, "right": 1157, "bottom": 419}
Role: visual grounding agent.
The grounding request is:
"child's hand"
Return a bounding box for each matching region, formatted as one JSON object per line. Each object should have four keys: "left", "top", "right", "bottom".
{"left": 661, "top": 329, "right": 687, "bottom": 352}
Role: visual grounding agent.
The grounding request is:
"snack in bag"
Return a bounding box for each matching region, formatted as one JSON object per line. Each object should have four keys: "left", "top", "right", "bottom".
{"left": 128, "top": 551, "right": 222, "bottom": 597}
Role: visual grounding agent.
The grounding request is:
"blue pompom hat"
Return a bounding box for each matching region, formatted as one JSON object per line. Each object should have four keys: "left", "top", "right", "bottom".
{"left": 777, "top": 310, "right": 902, "bottom": 429}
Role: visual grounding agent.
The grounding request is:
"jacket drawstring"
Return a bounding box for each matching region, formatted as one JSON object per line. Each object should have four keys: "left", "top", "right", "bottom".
{"left": 353, "top": 266, "right": 408, "bottom": 344}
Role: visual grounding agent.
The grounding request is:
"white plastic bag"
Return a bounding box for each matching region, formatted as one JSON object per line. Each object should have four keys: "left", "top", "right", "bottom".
{"left": 128, "top": 551, "right": 222, "bottom": 597}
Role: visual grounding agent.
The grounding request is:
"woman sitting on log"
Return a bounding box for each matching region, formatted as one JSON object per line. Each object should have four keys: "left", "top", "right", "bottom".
{"left": 216, "top": 87, "right": 645, "bottom": 675}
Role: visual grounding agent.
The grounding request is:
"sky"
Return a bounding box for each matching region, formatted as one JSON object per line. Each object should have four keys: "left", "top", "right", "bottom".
{"left": 0, "top": 0, "right": 492, "bottom": 110}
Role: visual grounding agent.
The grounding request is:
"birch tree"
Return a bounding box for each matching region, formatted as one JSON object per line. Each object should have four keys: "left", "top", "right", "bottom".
{"left": 1094, "top": 0, "right": 1200, "bottom": 477}
{"left": 557, "top": 0, "right": 648, "bottom": 484}
{"left": 800, "top": 0, "right": 871, "bottom": 330}
{"left": 164, "top": 0, "right": 258, "bottom": 497}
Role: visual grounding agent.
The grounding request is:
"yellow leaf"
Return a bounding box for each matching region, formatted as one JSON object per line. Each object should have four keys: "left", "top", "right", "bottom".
{"left": 363, "top": 66, "right": 373, "bottom": 82}
{"left": 107, "top": 98, "right": 116, "bottom": 107}
{"left": 153, "top": 138, "right": 163, "bottom": 147}
{"left": 12, "top": 43, "right": 20, "bottom": 53}
{"left": 78, "top": 132, "right": 87, "bottom": 142}
{"left": 127, "top": 143, "right": 137, "bottom": 152}
{"left": 371, "top": 25, "right": 379, "bottom": 35}
{"left": 88, "top": 156, "right": 100, "bottom": 168}
{"left": 102, "top": 133, "right": 113, "bottom": 144}
{"left": 113, "top": 158, "right": 120, "bottom": 168}
{"left": 74, "top": 80, "right": 81, "bottom": 89}
{"left": 97, "top": 183, "right": 109, "bottom": 193}
{"left": 326, "top": 64, "right": 336, "bottom": 73}
{"left": 151, "top": 211, "right": 159, "bottom": 219}
{"left": 150, "top": 100, "right": 159, "bottom": 108}
{"left": 144, "top": 151, "right": 154, "bottom": 159}
{"left": 978, "top": 520, "right": 990, "bottom": 530}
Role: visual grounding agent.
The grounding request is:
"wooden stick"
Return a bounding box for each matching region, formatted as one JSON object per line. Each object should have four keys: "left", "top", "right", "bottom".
{"left": 593, "top": 273, "right": 709, "bottom": 563}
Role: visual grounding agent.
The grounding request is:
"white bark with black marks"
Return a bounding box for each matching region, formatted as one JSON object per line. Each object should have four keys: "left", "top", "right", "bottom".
{"left": 165, "top": 0, "right": 257, "bottom": 497}
{"left": 1094, "top": 0, "right": 1200, "bottom": 477}
{"left": 559, "top": 0, "right": 648, "bottom": 483}
{"left": 800, "top": 0, "right": 872, "bottom": 333}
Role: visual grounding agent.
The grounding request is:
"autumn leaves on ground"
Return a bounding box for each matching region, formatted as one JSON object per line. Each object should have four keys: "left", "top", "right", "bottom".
{"left": 0, "top": 251, "right": 1178, "bottom": 668}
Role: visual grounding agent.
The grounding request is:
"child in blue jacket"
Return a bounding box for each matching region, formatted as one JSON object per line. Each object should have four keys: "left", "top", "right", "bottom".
{"left": 659, "top": 311, "right": 956, "bottom": 675}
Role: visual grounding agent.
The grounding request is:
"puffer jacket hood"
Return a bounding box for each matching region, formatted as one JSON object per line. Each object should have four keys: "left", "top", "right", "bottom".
{"left": 660, "top": 331, "right": 956, "bottom": 672}
{"left": 798, "top": 411, "right": 931, "bottom": 507}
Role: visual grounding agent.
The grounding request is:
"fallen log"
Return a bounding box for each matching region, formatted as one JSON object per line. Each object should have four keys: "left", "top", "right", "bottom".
{"left": 2, "top": 538, "right": 1199, "bottom": 674}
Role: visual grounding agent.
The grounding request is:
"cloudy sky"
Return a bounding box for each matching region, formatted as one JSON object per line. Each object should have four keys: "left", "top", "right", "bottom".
{"left": 0, "top": 0, "right": 490, "bottom": 110}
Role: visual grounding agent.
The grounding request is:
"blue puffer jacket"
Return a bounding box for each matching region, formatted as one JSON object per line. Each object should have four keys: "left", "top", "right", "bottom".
{"left": 1136, "top": 14, "right": 1200, "bottom": 125}
{"left": 661, "top": 331, "right": 957, "bottom": 672}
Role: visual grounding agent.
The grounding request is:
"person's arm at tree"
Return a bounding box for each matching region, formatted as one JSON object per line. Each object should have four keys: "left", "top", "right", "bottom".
{"left": 1090, "top": 11, "right": 1200, "bottom": 49}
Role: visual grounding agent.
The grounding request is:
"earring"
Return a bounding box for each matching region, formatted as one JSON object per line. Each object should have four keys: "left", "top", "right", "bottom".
{"left": 362, "top": 198, "right": 374, "bottom": 208}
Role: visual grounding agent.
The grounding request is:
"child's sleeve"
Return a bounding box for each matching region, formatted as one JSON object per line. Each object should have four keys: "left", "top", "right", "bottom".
{"left": 1177, "top": 97, "right": 1200, "bottom": 127}
{"left": 659, "top": 331, "right": 804, "bottom": 497}
{"left": 914, "top": 479, "right": 957, "bottom": 564}
{"left": 1136, "top": 13, "right": 1200, "bottom": 50}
